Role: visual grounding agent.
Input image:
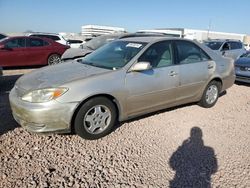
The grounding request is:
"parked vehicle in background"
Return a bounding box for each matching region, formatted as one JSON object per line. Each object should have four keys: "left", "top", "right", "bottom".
{"left": 61, "top": 33, "right": 127, "bottom": 61}
{"left": 204, "top": 39, "right": 246, "bottom": 60}
{"left": 67, "top": 39, "right": 85, "bottom": 48}
{"left": 26, "top": 32, "right": 69, "bottom": 46}
{"left": 61, "top": 32, "right": 171, "bottom": 61}
{"left": 10, "top": 37, "right": 235, "bottom": 140}
{"left": 0, "top": 36, "right": 69, "bottom": 67}
{"left": 0, "top": 33, "right": 7, "bottom": 41}
{"left": 235, "top": 52, "right": 250, "bottom": 83}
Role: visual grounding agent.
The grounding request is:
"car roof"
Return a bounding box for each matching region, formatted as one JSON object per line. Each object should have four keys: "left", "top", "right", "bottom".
{"left": 120, "top": 36, "right": 193, "bottom": 43}
{"left": 120, "top": 36, "right": 167, "bottom": 43}
{"left": 204, "top": 39, "right": 241, "bottom": 43}
{"left": 27, "top": 32, "right": 61, "bottom": 36}
{"left": 1, "top": 36, "right": 56, "bottom": 43}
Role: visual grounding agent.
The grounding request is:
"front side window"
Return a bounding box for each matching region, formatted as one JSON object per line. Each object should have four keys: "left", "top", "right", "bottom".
{"left": 176, "top": 41, "right": 210, "bottom": 64}
{"left": 138, "top": 41, "right": 173, "bottom": 68}
{"left": 5, "top": 38, "right": 25, "bottom": 48}
{"left": 82, "top": 40, "right": 146, "bottom": 70}
{"left": 222, "top": 42, "right": 230, "bottom": 51}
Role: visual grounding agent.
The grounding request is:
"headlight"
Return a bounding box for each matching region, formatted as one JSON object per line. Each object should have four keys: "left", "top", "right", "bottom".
{"left": 21, "top": 88, "right": 68, "bottom": 103}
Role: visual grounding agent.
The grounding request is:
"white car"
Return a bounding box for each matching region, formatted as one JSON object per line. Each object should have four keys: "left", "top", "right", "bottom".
{"left": 204, "top": 39, "right": 246, "bottom": 60}
{"left": 26, "top": 33, "right": 69, "bottom": 46}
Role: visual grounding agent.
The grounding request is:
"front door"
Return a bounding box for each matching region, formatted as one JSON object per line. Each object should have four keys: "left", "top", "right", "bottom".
{"left": 125, "top": 41, "right": 179, "bottom": 116}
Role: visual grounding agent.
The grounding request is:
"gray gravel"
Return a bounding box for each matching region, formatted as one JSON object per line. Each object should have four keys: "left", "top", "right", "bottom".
{"left": 0, "top": 70, "right": 250, "bottom": 187}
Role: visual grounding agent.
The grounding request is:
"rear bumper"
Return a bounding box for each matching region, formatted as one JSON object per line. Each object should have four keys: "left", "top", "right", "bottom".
{"left": 9, "top": 88, "right": 78, "bottom": 134}
{"left": 221, "top": 74, "right": 235, "bottom": 91}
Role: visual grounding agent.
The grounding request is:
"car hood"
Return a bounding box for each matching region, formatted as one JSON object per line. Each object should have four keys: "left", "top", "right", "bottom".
{"left": 61, "top": 48, "right": 93, "bottom": 60}
{"left": 235, "top": 57, "right": 250, "bottom": 65}
{"left": 15, "top": 61, "right": 111, "bottom": 92}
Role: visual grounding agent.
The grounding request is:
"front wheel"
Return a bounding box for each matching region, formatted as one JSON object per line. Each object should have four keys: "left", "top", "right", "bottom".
{"left": 199, "top": 81, "right": 221, "bottom": 108}
{"left": 48, "top": 54, "right": 61, "bottom": 65}
{"left": 74, "top": 97, "right": 117, "bottom": 140}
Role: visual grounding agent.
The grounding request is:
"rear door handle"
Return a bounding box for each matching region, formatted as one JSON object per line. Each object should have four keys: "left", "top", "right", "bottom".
{"left": 169, "top": 71, "right": 178, "bottom": 76}
{"left": 208, "top": 65, "right": 214, "bottom": 69}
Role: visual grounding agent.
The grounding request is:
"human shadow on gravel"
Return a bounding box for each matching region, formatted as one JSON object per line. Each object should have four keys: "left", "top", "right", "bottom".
{"left": 0, "top": 75, "right": 22, "bottom": 135}
{"left": 169, "top": 127, "right": 217, "bottom": 188}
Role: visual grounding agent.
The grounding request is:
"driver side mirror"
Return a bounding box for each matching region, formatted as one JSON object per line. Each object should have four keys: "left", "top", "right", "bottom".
{"left": 0, "top": 44, "right": 10, "bottom": 50}
{"left": 130, "top": 62, "right": 152, "bottom": 72}
{"left": 0, "top": 44, "right": 5, "bottom": 49}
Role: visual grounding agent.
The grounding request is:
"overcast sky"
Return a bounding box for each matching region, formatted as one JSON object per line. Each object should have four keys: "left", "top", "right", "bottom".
{"left": 1, "top": 0, "right": 249, "bottom": 34}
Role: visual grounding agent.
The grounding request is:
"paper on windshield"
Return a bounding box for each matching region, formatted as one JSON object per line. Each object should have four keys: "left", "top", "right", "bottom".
{"left": 126, "top": 43, "right": 142, "bottom": 48}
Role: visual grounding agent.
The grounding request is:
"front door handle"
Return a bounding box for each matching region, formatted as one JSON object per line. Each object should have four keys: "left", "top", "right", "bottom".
{"left": 169, "top": 71, "right": 178, "bottom": 76}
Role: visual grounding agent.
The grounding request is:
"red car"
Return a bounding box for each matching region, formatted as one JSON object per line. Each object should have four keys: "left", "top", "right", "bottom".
{"left": 0, "top": 36, "right": 69, "bottom": 67}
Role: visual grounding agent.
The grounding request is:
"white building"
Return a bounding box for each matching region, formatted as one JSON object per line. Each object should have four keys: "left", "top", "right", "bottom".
{"left": 81, "top": 25, "right": 126, "bottom": 37}
{"left": 139, "top": 28, "right": 246, "bottom": 42}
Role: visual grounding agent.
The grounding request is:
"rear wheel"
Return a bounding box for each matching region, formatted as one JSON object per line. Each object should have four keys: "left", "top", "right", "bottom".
{"left": 199, "top": 81, "right": 221, "bottom": 108}
{"left": 74, "top": 97, "right": 117, "bottom": 140}
{"left": 48, "top": 54, "right": 61, "bottom": 65}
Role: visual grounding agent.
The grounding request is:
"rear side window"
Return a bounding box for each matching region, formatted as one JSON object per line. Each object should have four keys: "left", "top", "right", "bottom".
{"left": 31, "top": 34, "right": 60, "bottom": 41}
{"left": 28, "top": 38, "right": 49, "bottom": 47}
{"left": 176, "top": 41, "right": 211, "bottom": 64}
{"left": 5, "top": 38, "right": 26, "bottom": 48}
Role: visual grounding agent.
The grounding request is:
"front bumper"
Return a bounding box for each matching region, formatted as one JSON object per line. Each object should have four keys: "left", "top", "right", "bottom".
{"left": 235, "top": 75, "right": 250, "bottom": 83}
{"left": 9, "top": 88, "right": 78, "bottom": 134}
{"left": 235, "top": 67, "right": 250, "bottom": 83}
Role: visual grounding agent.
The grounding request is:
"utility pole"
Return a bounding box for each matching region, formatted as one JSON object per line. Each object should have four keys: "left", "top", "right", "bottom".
{"left": 207, "top": 19, "right": 212, "bottom": 40}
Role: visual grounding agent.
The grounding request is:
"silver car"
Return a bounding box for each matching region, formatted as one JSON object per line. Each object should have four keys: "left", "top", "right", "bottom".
{"left": 204, "top": 39, "right": 246, "bottom": 60}
{"left": 9, "top": 37, "right": 235, "bottom": 139}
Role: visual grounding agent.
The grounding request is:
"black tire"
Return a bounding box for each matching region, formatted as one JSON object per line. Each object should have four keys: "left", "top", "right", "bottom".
{"left": 199, "top": 81, "right": 221, "bottom": 108}
{"left": 74, "top": 97, "right": 117, "bottom": 140}
{"left": 47, "top": 54, "right": 61, "bottom": 65}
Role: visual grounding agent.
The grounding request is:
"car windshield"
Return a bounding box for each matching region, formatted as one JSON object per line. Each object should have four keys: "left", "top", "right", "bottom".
{"left": 0, "top": 37, "right": 8, "bottom": 43}
{"left": 204, "top": 41, "right": 223, "bottom": 50}
{"left": 81, "top": 35, "right": 122, "bottom": 50}
{"left": 81, "top": 40, "right": 147, "bottom": 70}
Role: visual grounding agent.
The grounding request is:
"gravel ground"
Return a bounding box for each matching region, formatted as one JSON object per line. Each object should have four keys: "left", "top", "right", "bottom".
{"left": 0, "top": 69, "right": 250, "bottom": 188}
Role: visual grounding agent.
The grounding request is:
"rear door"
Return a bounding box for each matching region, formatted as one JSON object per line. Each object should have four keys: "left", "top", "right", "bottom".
{"left": 26, "top": 37, "right": 51, "bottom": 65}
{"left": 174, "top": 40, "right": 212, "bottom": 101}
{"left": 0, "top": 38, "right": 27, "bottom": 67}
{"left": 125, "top": 41, "right": 179, "bottom": 116}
